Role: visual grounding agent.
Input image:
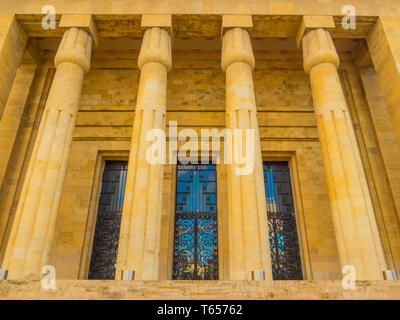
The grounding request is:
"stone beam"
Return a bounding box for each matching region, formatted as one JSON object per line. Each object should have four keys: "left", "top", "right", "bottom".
{"left": 296, "top": 15, "right": 335, "bottom": 47}
{"left": 141, "top": 14, "right": 172, "bottom": 35}
{"left": 221, "top": 14, "right": 253, "bottom": 37}
{"left": 59, "top": 14, "right": 99, "bottom": 47}
{"left": 0, "top": 0, "right": 399, "bottom": 16}
{"left": 0, "top": 14, "right": 27, "bottom": 118}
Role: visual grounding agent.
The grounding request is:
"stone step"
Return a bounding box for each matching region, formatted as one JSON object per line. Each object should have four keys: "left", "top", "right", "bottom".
{"left": 1, "top": 280, "right": 400, "bottom": 300}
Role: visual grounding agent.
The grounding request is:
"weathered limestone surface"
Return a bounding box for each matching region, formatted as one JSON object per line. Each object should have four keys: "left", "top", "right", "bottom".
{"left": 47, "top": 49, "right": 345, "bottom": 281}
{"left": 367, "top": 17, "right": 400, "bottom": 150}
{"left": 222, "top": 27, "right": 271, "bottom": 280}
{"left": 1, "top": 27, "right": 93, "bottom": 279}
{"left": 0, "top": 64, "right": 37, "bottom": 246}
{"left": 301, "top": 28, "right": 387, "bottom": 280}
{"left": 0, "top": 15, "right": 27, "bottom": 118}
{"left": 45, "top": 49, "right": 342, "bottom": 281}
{"left": 0, "top": 64, "right": 37, "bottom": 194}
{"left": 1, "top": 0, "right": 400, "bottom": 16}
{"left": 116, "top": 26, "right": 172, "bottom": 280}
{"left": 354, "top": 66, "right": 400, "bottom": 275}
{"left": 1, "top": 280, "right": 400, "bottom": 300}
{"left": 0, "top": 4, "right": 399, "bottom": 300}
{"left": 0, "top": 63, "right": 53, "bottom": 263}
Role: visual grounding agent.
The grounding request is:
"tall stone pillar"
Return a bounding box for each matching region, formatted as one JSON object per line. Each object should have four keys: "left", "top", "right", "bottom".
{"left": 367, "top": 16, "right": 400, "bottom": 149}
{"left": 221, "top": 16, "right": 272, "bottom": 280}
{"left": 1, "top": 16, "right": 96, "bottom": 280}
{"left": 298, "top": 20, "right": 387, "bottom": 279}
{"left": 0, "top": 64, "right": 37, "bottom": 247}
{"left": 0, "top": 15, "right": 27, "bottom": 119}
{"left": 116, "top": 16, "right": 172, "bottom": 280}
{"left": 0, "top": 64, "right": 37, "bottom": 194}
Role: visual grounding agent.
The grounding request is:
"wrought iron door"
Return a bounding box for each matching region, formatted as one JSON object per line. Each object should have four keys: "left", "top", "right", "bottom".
{"left": 263, "top": 162, "right": 302, "bottom": 280}
{"left": 173, "top": 164, "right": 218, "bottom": 280}
{"left": 88, "top": 161, "right": 128, "bottom": 280}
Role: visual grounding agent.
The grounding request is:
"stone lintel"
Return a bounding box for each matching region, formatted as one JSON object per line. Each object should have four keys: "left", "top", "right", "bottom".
{"left": 141, "top": 14, "right": 172, "bottom": 35}
{"left": 296, "top": 15, "right": 335, "bottom": 48}
{"left": 59, "top": 14, "right": 98, "bottom": 47}
{"left": 221, "top": 14, "right": 253, "bottom": 37}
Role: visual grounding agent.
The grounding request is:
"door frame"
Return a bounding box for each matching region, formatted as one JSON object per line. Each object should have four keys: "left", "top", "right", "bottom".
{"left": 262, "top": 151, "right": 312, "bottom": 280}
{"left": 78, "top": 150, "right": 129, "bottom": 280}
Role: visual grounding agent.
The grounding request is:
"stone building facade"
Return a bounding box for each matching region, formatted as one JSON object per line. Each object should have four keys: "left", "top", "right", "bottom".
{"left": 1, "top": 0, "right": 400, "bottom": 299}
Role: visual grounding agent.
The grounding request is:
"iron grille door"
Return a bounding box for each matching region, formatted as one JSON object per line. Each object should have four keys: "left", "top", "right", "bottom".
{"left": 263, "top": 161, "right": 302, "bottom": 280}
{"left": 173, "top": 164, "right": 218, "bottom": 280}
{"left": 88, "top": 161, "right": 128, "bottom": 280}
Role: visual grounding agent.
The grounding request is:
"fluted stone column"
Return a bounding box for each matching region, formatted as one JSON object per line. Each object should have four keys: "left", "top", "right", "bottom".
{"left": 1, "top": 27, "right": 93, "bottom": 279}
{"left": 301, "top": 28, "right": 387, "bottom": 280}
{"left": 116, "top": 27, "right": 171, "bottom": 280}
{"left": 221, "top": 27, "right": 272, "bottom": 280}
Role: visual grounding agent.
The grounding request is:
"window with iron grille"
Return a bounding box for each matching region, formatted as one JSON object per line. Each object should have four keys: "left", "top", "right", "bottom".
{"left": 173, "top": 163, "right": 219, "bottom": 280}
{"left": 88, "top": 161, "right": 128, "bottom": 280}
{"left": 263, "top": 161, "right": 302, "bottom": 280}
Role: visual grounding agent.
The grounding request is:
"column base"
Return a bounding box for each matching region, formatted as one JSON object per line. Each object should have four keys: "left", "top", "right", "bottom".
{"left": 0, "top": 269, "right": 8, "bottom": 280}
{"left": 383, "top": 270, "right": 398, "bottom": 280}
{"left": 121, "top": 270, "right": 135, "bottom": 280}
{"left": 251, "top": 270, "right": 265, "bottom": 281}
